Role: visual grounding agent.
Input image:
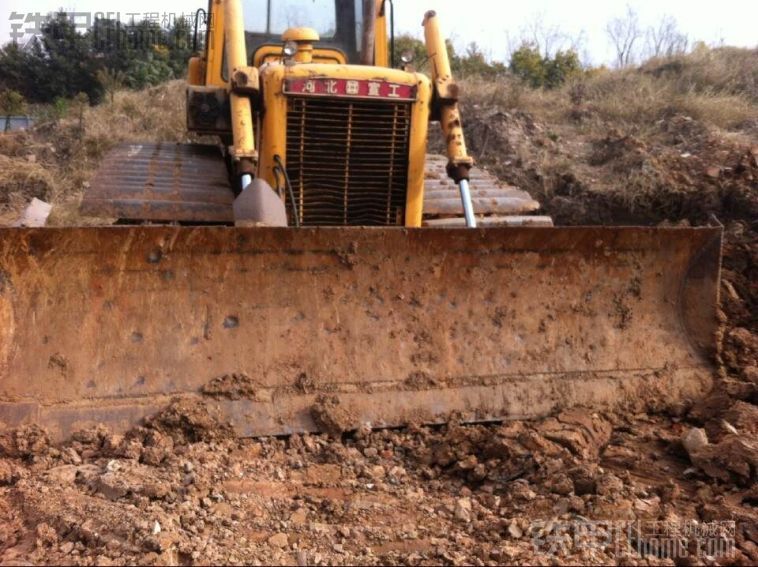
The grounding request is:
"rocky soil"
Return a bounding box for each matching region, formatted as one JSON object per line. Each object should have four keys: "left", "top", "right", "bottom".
{"left": 1, "top": 79, "right": 756, "bottom": 565}
{"left": 1, "top": 400, "right": 756, "bottom": 566}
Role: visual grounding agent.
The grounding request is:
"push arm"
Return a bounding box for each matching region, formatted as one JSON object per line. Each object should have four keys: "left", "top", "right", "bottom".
{"left": 224, "top": 0, "right": 259, "bottom": 188}
{"left": 423, "top": 11, "right": 476, "bottom": 227}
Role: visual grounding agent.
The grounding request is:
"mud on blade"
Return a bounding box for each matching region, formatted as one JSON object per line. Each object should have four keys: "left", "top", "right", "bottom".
{"left": 0, "top": 226, "right": 721, "bottom": 441}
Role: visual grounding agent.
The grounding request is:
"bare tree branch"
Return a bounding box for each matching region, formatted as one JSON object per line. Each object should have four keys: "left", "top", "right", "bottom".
{"left": 506, "top": 12, "right": 585, "bottom": 62}
{"left": 606, "top": 5, "right": 642, "bottom": 68}
{"left": 646, "top": 15, "right": 688, "bottom": 59}
{"left": 529, "top": 13, "right": 565, "bottom": 58}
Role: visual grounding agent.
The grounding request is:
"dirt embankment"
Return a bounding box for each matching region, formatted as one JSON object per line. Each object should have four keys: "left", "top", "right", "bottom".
{"left": 0, "top": 80, "right": 197, "bottom": 226}
{"left": 457, "top": 81, "right": 757, "bottom": 396}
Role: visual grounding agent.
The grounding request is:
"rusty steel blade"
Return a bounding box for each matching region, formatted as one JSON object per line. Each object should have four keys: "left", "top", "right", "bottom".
{"left": 0, "top": 226, "right": 721, "bottom": 441}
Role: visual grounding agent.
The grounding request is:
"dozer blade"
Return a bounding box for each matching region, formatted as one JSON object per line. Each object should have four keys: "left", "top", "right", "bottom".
{"left": 0, "top": 226, "right": 721, "bottom": 441}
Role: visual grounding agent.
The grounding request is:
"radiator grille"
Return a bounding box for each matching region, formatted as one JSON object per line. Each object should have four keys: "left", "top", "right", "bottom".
{"left": 285, "top": 96, "right": 412, "bottom": 226}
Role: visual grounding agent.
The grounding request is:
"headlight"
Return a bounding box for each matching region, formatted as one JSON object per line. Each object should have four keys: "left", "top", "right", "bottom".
{"left": 400, "top": 50, "right": 415, "bottom": 64}
{"left": 283, "top": 41, "right": 298, "bottom": 58}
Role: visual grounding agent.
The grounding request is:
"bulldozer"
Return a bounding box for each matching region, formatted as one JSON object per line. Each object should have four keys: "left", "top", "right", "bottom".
{"left": 0, "top": 0, "right": 722, "bottom": 441}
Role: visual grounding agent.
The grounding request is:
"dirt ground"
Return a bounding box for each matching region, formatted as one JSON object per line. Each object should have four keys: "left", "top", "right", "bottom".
{"left": 1, "top": 78, "right": 757, "bottom": 565}
{"left": 0, "top": 402, "right": 755, "bottom": 566}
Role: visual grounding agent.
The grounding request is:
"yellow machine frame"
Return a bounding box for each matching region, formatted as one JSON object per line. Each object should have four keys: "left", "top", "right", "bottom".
{"left": 200, "top": 0, "right": 391, "bottom": 85}
{"left": 257, "top": 65, "right": 431, "bottom": 226}
{"left": 188, "top": 0, "right": 471, "bottom": 227}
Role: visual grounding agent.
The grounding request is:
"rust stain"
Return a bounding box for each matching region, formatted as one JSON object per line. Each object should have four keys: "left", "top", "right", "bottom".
{"left": 0, "top": 225, "right": 722, "bottom": 440}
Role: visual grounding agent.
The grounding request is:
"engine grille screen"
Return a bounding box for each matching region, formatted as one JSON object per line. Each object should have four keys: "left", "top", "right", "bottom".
{"left": 285, "top": 96, "right": 412, "bottom": 226}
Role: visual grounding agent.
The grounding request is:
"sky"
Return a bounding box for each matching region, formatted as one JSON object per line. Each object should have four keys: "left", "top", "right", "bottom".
{"left": 1, "top": 0, "right": 756, "bottom": 66}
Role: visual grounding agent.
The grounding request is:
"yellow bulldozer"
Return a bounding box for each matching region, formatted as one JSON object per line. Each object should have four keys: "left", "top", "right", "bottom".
{"left": 0, "top": 0, "right": 722, "bottom": 441}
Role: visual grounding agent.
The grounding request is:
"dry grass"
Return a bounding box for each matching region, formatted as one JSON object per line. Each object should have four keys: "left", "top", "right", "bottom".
{"left": 462, "top": 77, "right": 566, "bottom": 124}
{"left": 578, "top": 70, "right": 756, "bottom": 131}
{"left": 641, "top": 46, "right": 758, "bottom": 101}
{"left": 0, "top": 81, "right": 190, "bottom": 225}
{"left": 0, "top": 154, "right": 56, "bottom": 226}
{"left": 0, "top": 155, "right": 54, "bottom": 201}
{"left": 464, "top": 46, "right": 758, "bottom": 133}
{"left": 84, "top": 81, "right": 189, "bottom": 144}
{"left": 0, "top": 131, "right": 56, "bottom": 209}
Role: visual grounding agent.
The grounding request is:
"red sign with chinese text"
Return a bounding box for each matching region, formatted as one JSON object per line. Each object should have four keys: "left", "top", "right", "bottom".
{"left": 284, "top": 78, "right": 417, "bottom": 101}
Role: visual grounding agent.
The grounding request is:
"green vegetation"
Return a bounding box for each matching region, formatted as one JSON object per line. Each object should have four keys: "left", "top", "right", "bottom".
{"left": 393, "top": 34, "right": 580, "bottom": 86}
{"left": 0, "top": 90, "right": 26, "bottom": 132}
{"left": 392, "top": 35, "right": 507, "bottom": 78}
{"left": 0, "top": 12, "right": 193, "bottom": 105}
{"left": 450, "top": 43, "right": 507, "bottom": 78}
{"left": 508, "top": 44, "right": 546, "bottom": 88}
{"left": 392, "top": 35, "right": 428, "bottom": 70}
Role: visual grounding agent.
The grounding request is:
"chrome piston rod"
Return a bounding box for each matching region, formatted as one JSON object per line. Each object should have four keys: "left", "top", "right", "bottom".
{"left": 241, "top": 173, "right": 252, "bottom": 191}
{"left": 459, "top": 179, "right": 477, "bottom": 228}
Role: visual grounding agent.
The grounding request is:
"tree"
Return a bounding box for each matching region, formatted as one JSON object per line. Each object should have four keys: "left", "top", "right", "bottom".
{"left": 392, "top": 34, "right": 428, "bottom": 71}
{"left": 445, "top": 39, "right": 462, "bottom": 73}
{"left": 0, "top": 90, "right": 26, "bottom": 132}
{"left": 509, "top": 43, "right": 545, "bottom": 88}
{"left": 0, "top": 42, "right": 38, "bottom": 97}
{"left": 606, "top": 5, "right": 642, "bottom": 68}
{"left": 167, "top": 16, "right": 194, "bottom": 76}
{"left": 646, "top": 15, "right": 688, "bottom": 59}
{"left": 96, "top": 68, "right": 126, "bottom": 104}
{"left": 392, "top": 35, "right": 505, "bottom": 78}
{"left": 90, "top": 17, "right": 189, "bottom": 89}
{"left": 92, "top": 18, "right": 130, "bottom": 73}
{"left": 33, "top": 12, "right": 104, "bottom": 103}
{"left": 0, "top": 13, "right": 196, "bottom": 104}
{"left": 455, "top": 42, "right": 506, "bottom": 78}
{"left": 509, "top": 43, "right": 581, "bottom": 89}
{"left": 507, "top": 13, "right": 585, "bottom": 61}
{"left": 544, "top": 50, "right": 582, "bottom": 88}
{"left": 0, "top": 12, "right": 104, "bottom": 103}
{"left": 524, "top": 13, "right": 568, "bottom": 59}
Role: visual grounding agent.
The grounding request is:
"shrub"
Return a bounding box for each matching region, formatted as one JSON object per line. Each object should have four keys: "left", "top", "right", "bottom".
{"left": 0, "top": 90, "right": 26, "bottom": 131}
{"left": 509, "top": 43, "right": 545, "bottom": 88}
{"left": 544, "top": 50, "right": 582, "bottom": 89}
{"left": 392, "top": 35, "right": 506, "bottom": 78}
{"left": 392, "top": 35, "right": 428, "bottom": 70}
{"left": 510, "top": 43, "right": 582, "bottom": 89}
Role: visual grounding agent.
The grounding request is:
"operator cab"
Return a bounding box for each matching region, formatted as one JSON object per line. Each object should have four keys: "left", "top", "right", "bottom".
{"left": 242, "top": 0, "right": 366, "bottom": 66}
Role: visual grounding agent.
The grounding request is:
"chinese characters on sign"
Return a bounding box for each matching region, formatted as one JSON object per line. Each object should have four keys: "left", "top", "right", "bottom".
{"left": 284, "top": 78, "right": 417, "bottom": 100}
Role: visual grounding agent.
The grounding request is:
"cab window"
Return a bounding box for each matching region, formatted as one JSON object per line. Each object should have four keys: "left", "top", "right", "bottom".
{"left": 241, "top": 0, "right": 362, "bottom": 63}
{"left": 244, "top": 0, "right": 337, "bottom": 38}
